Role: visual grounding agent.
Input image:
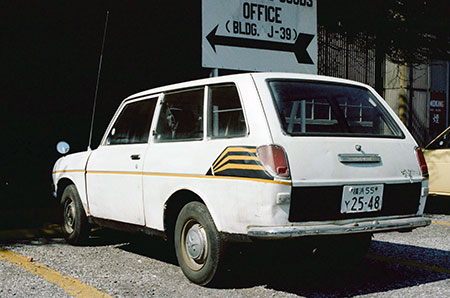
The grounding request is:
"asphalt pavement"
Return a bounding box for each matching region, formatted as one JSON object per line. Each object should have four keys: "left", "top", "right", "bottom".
{"left": 0, "top": 212, "right": 449, "bottom": 297}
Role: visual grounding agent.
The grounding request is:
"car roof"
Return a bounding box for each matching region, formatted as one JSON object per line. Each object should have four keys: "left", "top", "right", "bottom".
{"left": 124, "top": 72, "right": 372, "bottom": 103}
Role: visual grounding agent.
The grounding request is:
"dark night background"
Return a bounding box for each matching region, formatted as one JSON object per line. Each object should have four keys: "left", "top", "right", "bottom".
{"left": 1, "top": 1, "right": 209, "bottom": 224}
{"left": 2, "top": 1, "right": 449, "bottom": 227}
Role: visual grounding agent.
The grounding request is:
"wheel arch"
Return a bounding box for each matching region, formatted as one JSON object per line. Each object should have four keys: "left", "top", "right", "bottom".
{"left": 163, "top": 189, "right": 215, "bottom": 240}
{"left": 56, "top": 178, "right": 75, "bottom": 203}
{"left": 56, "top": 178, "right": 90, "bottom": 217}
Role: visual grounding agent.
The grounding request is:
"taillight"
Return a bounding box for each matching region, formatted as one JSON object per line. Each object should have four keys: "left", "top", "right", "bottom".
{"left": 415, "top": 147, "right": 429, "bottom": 179}
{"left": 257, "top": 145, "right": 290, "bottom": 178}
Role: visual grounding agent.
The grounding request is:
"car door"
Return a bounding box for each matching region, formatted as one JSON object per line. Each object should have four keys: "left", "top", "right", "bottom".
{"left": 423, "top": 127, "right": 450, "bottom": 196}
{"left": 86, "top": 96, "right": 158, "bottom": 225}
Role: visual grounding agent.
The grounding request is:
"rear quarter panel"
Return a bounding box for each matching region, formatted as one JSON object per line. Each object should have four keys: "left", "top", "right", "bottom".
{"left": 142, "top": 75, "right": 283, "bottom": 233}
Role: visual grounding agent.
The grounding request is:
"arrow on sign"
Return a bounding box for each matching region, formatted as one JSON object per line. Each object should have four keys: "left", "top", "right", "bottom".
{"left": 206, "top": 25, "right": 314, "bottom": 65}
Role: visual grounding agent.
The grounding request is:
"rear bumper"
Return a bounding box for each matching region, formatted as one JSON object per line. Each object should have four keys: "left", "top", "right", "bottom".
{"left": 247, "top": 216, "right": 431, "bottom": 239}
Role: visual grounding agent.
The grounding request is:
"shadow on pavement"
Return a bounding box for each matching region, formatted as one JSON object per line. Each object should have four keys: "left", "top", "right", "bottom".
{"left": 0, "top": 207, "right": 59, "bottom": 231}
{"left": 119, "top": 237, "right": 449, "bottom": 297}
{"left": 425, "top": 195, "right": 450, "bottom": 215}
{"left": 117, "top": 234, "right": 178, "bottom": 265}
{"left": 259, "top": 240, "right": 449, "bottom": 297}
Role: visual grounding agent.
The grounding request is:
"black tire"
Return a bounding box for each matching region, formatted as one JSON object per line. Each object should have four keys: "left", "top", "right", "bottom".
{"left": 60, "top": 184, "right": 90, "bottom": 245}
{"left": 174, "top": 201, "right": 225, "bottom": 286}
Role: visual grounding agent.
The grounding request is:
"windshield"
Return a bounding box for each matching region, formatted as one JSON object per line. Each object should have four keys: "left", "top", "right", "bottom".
{"left": 268, "top": 80, "right": 404, "bottom": 138}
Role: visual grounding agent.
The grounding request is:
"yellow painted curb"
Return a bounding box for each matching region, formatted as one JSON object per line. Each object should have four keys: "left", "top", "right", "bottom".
{"left": 0, "top": 248, "right": 111, "bottom": 298}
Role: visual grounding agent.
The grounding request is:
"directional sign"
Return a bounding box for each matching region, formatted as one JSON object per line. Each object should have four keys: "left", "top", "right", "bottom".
{"left": 202, "top": 0, "right": 317, "bottom": 74}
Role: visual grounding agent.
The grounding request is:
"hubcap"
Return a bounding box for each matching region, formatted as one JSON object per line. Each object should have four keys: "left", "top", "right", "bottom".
{"left": 185, "top": 223, "right": 206, "bottom": 260}
{"left": 64, "top": 198, "right": 75, "bottom": 234}
{"left": 182, "top": 220, "right": 208, "bottom": 270}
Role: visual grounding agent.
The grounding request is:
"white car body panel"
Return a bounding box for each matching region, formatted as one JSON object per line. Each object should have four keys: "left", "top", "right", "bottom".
{"left": 52, "top": 151, "right": 91, "bottom": 212}
{"left": 86, "top": 143, "right": 147, "bottom": 225}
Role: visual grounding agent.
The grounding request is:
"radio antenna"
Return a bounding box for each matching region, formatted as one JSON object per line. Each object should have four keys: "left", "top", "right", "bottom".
{"left": 88, "top": 11, "right": 109, "bottom": 151}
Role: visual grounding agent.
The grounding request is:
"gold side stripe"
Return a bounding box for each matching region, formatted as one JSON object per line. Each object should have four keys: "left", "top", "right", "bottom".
{"left": 212, "top": 147, "right": 257, "bottom": 168}
{"left": 84, "top": 170, "right": 290, "bottom": 185}
{"left": 0, "top": 248, "right": 112, "bottom": 298}
{"left": 88, "top": 170, "right": 141, "bottom": 175}
{"left": 142, "top": 172, "right": 208, "bottom": 179}
{"left": 52, "top": 170, "right": 85, "bottom": 174}
{"left": 366, "top": 253, "right": 450, "bottom": 275}
{"left": 214, "top": 163, "right": 266, "bottom": 174}
{"left": 213, "top": 155, "right": 259, "bottom": 171}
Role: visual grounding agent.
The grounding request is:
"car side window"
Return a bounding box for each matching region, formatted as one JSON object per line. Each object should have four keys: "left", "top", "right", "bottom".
{"left": 106, "top": 98, "right": 157, "bottom": 145}
{"left": 207, "top": 84, "right": 247, "bottom": 138}
{"left": 155, "top": 89, "right": 204, "bottom": 142}
{"left": 426, "top": 128, "right": 450, "bottom": 149}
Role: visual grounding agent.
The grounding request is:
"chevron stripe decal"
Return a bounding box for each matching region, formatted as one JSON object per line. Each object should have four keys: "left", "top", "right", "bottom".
{"left": 207, "top": 146, "right": 273, "bottom": 180}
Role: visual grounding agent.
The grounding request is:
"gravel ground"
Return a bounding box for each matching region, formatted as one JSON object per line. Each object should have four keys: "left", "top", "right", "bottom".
{"left": 0, "top": 255, "right": 70, "bottom": 298}
{"left": 1, "top": 214, "right": 449, "bottom": 297}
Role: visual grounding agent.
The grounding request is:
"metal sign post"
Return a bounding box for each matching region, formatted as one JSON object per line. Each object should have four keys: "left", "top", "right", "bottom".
{"left": 202, "top": 0, "right": 317, "bottom": 74}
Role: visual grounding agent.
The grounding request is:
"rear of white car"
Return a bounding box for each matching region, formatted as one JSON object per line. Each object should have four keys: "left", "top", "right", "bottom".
{"left": 248, "top": 73, "right": 430, "bottom": 238}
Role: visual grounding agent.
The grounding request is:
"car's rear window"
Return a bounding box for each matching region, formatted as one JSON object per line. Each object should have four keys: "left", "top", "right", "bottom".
{"left": 268, "top": 80, "right": 404, "bottom": 138}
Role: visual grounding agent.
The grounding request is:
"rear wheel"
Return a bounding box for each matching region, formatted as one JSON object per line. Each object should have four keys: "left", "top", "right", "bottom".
{"left": 60, "top": 184, "right": 89, "bottom": 245}
{"left": 174, "top": 202, "right": 225, "bottom": 286}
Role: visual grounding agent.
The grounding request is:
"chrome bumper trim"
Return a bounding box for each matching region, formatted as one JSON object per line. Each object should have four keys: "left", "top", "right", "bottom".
{"left": 247, "top": 216, "right": 431, "bottom": 239}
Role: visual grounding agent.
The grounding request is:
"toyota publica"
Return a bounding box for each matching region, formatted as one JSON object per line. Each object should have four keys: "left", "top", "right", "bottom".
{"left": 52, "top": 72, "right": 431, "bottom": 285}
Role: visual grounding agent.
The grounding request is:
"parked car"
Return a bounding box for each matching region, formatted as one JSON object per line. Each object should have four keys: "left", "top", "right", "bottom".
{"left": 423, "top": 126, "right": 450, "bottom": 196}
{"left": 52, "top": 72, "right": 431, "bottom": 286}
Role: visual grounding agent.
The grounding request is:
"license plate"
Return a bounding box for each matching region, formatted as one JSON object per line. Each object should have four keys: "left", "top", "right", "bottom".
{"left": 341, "top": 184, "right": 383, "bottom": 214}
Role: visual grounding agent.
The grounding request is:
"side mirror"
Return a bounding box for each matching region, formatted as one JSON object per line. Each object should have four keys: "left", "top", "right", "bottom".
{"left": 56, "top": 141, "right": 70, "bottom": 155}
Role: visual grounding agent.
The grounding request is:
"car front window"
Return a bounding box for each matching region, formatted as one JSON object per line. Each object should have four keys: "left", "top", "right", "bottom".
{"left": 106, "top": 98, "right": 157, "bottom": 145}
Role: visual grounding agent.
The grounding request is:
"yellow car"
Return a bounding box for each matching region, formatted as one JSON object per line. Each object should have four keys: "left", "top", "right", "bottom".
{"left": 423, "top": 126, "right": 450, "bottom": 196}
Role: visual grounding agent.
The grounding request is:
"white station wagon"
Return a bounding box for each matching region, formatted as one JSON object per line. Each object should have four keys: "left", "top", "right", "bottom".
{"left": 52, "top": 72, "right": 431, "bottom": 285}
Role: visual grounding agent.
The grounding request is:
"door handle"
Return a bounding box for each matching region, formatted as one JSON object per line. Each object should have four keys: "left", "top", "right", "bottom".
{"left": 130, "top": 154, "right": 141, "bottom": 160}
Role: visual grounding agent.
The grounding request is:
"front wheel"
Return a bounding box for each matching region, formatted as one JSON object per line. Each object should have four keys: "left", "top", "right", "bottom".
{"left": 174, "top": 202, "right": 225, "bottom": 286}
{"left": 60, "top": 184, "right": 90, "bottom": 245}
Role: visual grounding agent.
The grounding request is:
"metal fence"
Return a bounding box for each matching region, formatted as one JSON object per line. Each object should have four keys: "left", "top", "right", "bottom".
{"left": 317, "top": 26, "right": 376, "bottom": 87}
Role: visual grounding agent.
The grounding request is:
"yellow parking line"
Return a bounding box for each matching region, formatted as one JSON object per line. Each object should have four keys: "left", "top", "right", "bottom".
{"left": 366, "top": 253, "right": 450, "bottom": 275}
{"left": 432, "top": 221, "right": 450, "bottom": 226}
{"left": 0, "top": 248, "right": 111, "bottom": 298}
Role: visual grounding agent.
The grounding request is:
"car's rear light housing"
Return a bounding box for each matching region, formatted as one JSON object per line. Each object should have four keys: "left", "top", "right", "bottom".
{"left": 257, "top": 145, "right": 290, "bottom": 179}
{"left": 415, "top": 147, "right": 429, "bottom": 179}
